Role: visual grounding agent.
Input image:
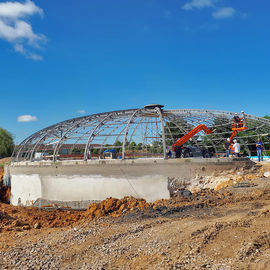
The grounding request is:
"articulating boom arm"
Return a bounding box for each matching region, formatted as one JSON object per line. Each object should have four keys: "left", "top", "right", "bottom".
{"left": 230, "top": 127, "right": 248, "bottom": 142}
{"left": 229, "top": 130, "right": 238, "bottom": 142}
{"left": 172, "top": 124, "right": 212, "bottom": 151}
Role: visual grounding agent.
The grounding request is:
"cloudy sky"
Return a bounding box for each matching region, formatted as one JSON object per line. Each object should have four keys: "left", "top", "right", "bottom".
{"left": 0, "top": 0, "right": 270, "bottom": 143}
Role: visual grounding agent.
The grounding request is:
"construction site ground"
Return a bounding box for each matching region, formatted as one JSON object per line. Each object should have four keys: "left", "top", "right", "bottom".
{"left": 1, "top": 161, "right": 270, "bottom": 269}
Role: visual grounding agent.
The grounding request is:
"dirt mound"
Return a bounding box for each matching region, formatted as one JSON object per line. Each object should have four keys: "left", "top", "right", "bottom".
{"left": 0, "top": 168, "right": 10, "bottom": 204}
{"left": 0, "top": 203, "right": 84, "bottom": 232}
{"left": 84, "top": 190, "right": 233, "bottom": 220}
{"left": 0, "top": 167, "right": 3, "bottom": 186}
{"left": 84, "top": 196, "right": 150, "bottom": 219}
{"left": 0, "top": 167, "right": 10, "bottom": 203}
{"left": 0, "top": 186, "right": 10, "bottom": 203}
{"left": 0, "top": 211, "right": 13, "bottom": 222}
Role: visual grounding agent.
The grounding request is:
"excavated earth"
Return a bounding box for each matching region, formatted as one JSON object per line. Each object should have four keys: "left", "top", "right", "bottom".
{"left": 0, "top": 161, "right": 270, "bottom": 269}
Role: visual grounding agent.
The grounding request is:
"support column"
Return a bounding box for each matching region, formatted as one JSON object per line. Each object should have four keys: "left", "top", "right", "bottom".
{"left": 122, "top": 110, "right": 140, "bottom": 159}
{"left": 83, "top": 113, "right": 112, "bottom": 161}
{"left": 156, "top": 107, "right": 167, "bottom": 159}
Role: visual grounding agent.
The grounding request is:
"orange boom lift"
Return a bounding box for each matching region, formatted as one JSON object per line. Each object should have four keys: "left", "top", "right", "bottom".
{"left": 172, "top": 116, "right": 248, "bottom": 154}
{"left": 229, "top": 117, "right": 248, "bottom": 152}
{"left": 172, "top": 118, "right": 248, "bottom": 152}
{"left": 230, "top": 123, "right": 248, "bottom": 141}
{"left": 172, "top": 124, "right": 212, "bottom": 152}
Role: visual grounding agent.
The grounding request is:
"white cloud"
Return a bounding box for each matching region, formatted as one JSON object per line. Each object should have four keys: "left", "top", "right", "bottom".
{"left": 0, "top": 19, "right": 45, "bottom": 44}
{"left": 0, "top": 0, "right": 42, "bottom": 18}
{"left": 182, "top": 0, "right": 215, "bottom": 10}
{"left": 0, "top": 0, "right": 46, "bottom": 60}
{"left": 77, "top": 110, "right": 86, "bottom": 114}
{"left": 14, "top": 42, "right": 43, "bottom": 60}
{"left": 17, "top": 114, "right": 37, "bottom": 122}
{"left": 212, "top": 7, "right": 235, "bottom": 19}
{"left": 28, "top": 52, "right": 42, "bottom": 61}
{"left": 14, "top": 42, "right": 24, "bottom": 53}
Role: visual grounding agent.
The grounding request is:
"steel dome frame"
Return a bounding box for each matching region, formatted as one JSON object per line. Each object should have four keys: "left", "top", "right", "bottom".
{"left": 12, "top": 106, "right": 270, "bottom": 162}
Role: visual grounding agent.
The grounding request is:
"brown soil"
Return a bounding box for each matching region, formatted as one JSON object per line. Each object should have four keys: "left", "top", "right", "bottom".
{"left": 0, "top": 166, "right": 10, "bottom": 203}
{"left": 0, "top": 203, "right": 84, "bottom": 233}
{"left": 0, "top": 186, "right": 10, "bottom": 203}
{"left": 1, "top": 182, "right": 270, "bottom": 269}
{"left": 0, "top": 166, "right": 4, "bottom": 184}
{"left": 85, "top": 196, "right": 150, "bottom": 219}
{"left": 0, "top": 161, "right": 270, "bottom": 269}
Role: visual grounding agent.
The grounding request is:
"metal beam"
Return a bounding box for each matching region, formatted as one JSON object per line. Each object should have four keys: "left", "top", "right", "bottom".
{"left": 83, "top": 113, "right": 113, "bottom": 161}
{"left": 122, "top": 109, "right": 140, "bottom": 159}
{"left": 156, "top": 107, "right": 167, "bottom": 159}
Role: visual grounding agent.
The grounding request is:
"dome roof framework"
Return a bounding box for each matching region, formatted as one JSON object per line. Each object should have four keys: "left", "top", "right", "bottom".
{"left": 12, "top": 106, "right": 270, "bottom": 162}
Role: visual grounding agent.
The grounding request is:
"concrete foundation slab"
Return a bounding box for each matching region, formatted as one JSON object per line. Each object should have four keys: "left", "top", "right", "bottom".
{"left": 5, "top": 158, "right": 254, "bottom": 209}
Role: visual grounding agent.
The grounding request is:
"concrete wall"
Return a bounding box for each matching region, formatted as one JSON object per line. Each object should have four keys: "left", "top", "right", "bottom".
{"left": 6, "top": 158, "right": 254, "bottom": 209}
{"left": 11, "top": 174, "right": 42, "bottom": 206}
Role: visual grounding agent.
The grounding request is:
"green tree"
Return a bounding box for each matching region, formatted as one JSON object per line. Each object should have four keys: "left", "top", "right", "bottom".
{"left": 148, "top": 141, "right": 163, "bottom": 153}
{"left": 114, "top": 140, "right": 122, "bottom": 153}
{"left": 92, "top": 148, "right": 99, "bottom": 154}
{"left": 0, "top": 128, "right": 14, "bottom": 158}
{"left": 114, "top": 140, "right": 122, "bottom": 147}
{"left": 129, "top": 141, "right": 136, "bottom": 150}
{"left": 135, "top": 143, "right": 142, "bottom": 150}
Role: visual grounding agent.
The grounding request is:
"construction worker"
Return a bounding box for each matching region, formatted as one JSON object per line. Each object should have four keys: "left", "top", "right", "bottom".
{"left": 224, "top": 138, "right": 231, "bottom": 157}
{"left": 233, "top": 113, "right": 240, "bottom": 128}
{"left": 256, "top": 138, "right": 264, "bottom": 162}
{"left": 166, "top": 149, "right": 172, "bottom": 158}
{"left": 233, "top": 139, "right": 240, "bottom": 157}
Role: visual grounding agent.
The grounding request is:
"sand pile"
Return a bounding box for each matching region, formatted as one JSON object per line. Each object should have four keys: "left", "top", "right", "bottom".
{"left": 84, "top": 196, "right": 150, "bottom": 219}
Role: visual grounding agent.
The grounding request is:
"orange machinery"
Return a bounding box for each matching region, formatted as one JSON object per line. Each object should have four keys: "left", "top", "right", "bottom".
{"left": 229, "top": 119, "right": 248, "bottom": 152}
{"left": 230, "top": 119, "right": 248, "bottom": 141}
{"left": 172, "top": 124, "right": 212, "bottom": 152}
{"left": 172, "top": 118, "right": 248, "bottom": 153}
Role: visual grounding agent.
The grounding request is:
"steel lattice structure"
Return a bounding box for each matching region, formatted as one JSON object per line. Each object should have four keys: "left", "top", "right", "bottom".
{"left": 12, "top": 105, "right": 270, "bottom": 162}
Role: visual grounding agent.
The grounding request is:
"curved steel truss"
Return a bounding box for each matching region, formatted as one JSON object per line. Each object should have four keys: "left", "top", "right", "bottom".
{"left": 12, "top": 106, "right": 270, "bottom": 162}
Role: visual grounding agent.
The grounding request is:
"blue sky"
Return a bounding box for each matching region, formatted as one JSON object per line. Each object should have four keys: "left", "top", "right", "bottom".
{"left": 0, "top": 0, "right": 270, "bottom": 143}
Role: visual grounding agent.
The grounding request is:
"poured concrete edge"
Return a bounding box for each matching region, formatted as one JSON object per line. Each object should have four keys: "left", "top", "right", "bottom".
{"left": 9, "top": 157, "right": 253, "bottom": 167}
{"left": 5, "top": 158, "right": 254, "bottom": 209}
